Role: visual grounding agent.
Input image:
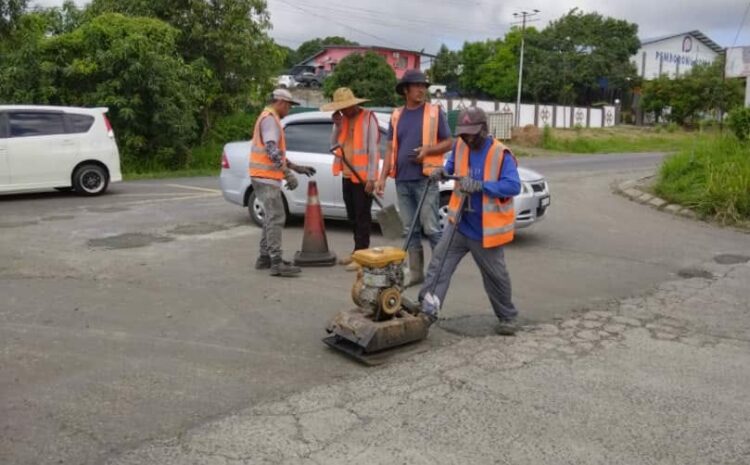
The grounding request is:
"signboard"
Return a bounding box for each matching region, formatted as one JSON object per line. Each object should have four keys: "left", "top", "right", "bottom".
{"left": 726, "top": 46, "right": 750, "bottom": 78}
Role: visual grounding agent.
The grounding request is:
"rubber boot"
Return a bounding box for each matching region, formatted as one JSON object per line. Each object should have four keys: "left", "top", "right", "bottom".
{"left": 406, "top": 248, "right": 425, "bottom": 288}
{"left": 269, "top": 258, "right": 301, "bottom": 277}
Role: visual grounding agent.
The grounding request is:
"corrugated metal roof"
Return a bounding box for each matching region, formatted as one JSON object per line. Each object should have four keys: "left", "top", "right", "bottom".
{"left": 640, "top": 30, "right": 723, "bottom": 54}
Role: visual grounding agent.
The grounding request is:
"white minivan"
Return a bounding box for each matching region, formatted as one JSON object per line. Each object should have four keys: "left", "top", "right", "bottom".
{"left": 0, "top": 105, "right": 122, "bottom": 196}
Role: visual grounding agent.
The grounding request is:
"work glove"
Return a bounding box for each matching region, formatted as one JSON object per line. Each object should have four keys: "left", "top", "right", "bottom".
{"left": 429, "top": 167, "right": 447, "bottom": 182}
{"left": 283, "top": 169, "right": 299, "bottom": 191}
{"left": 458, "top": 176, "right": 483, "bottom": 194}
{"left": 291, "top": 164, "right": 316, "bottom": 177}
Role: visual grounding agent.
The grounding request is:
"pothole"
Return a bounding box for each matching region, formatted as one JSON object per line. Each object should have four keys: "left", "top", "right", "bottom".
{"left": 0, "top": 221, "right": 38, "bottom": 228}
{"left": 167, "top": 223, "right": 229, "bottom": 236}
{"left": 677, "top": 267, "right": 714, "bottom": 279}
{"left": 713, "top": 254, "right": 750, "bottom": 265}
{"left": 88, "top": 233, "right": 173, "bottom": 249}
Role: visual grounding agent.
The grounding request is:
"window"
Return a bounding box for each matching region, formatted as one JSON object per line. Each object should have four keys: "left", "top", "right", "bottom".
{"left": 396, "top": 55, "right": 408, "bottom": 69}
{"left": 67, "top": 114, "right": 95, "bottom": 133}
{"left": 9, "top": 112, "right": 66, "bottom": 138}
{"left": 284, "top": 123, "right": 334, "bottom": 154}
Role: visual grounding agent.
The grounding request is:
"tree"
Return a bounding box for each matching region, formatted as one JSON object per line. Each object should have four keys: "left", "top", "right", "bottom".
{"left": 428, "top": 44, "right": 461, "bottom": 89}
{"left": 641, "top": 75, "right": 674, "bottom": 122}
{"left": 476, "top": 28, "right": 527, "bottom": 101}
{"left": 88, "top": 0, "right": 282, "bottom": 132}
{"left": 525, "top": 9, "right": 639, "bottom": 105}
{"left": 0, "top": 0, "right": 27, "bottom": 39}
{"left": 459, "top": 40, "right": 494, "bottom": 97}
{"left": 323, "top": 51, "right": 398, "bottom": 106}
{"left": 0, "top": 13, "right": 204, "bottom": 168}
{"left": 295, "top": 36, "right": 358, "bottom": 64}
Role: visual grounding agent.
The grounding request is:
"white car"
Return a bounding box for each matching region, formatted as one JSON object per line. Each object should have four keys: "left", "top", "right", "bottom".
{"left": 219, "top": 111, "right": 550, "bottom": 229}
{"left": 0, "top": 105, "right": 122, "bottom": 195}
{"left": 276, "top": 75, "right": 297, "bottom": 89}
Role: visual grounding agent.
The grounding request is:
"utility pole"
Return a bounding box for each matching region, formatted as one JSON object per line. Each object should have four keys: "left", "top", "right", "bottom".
{"left": 513, "top": 9, "right": 540, "bottom": 127}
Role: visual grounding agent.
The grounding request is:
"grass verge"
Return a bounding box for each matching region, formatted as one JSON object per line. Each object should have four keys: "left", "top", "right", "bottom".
{"left": 654, "top": 135, "right": 750, "bottom": 225}
{"left": 513, "top": 125, "right": 711, "bottom": 155}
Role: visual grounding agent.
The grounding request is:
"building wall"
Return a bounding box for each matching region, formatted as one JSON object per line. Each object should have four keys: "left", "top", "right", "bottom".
{"left": 632, "top": 34, "right": 718, "bottom": 80}
{"left": 305, "top": 47, "right": 421, "bottom": 78}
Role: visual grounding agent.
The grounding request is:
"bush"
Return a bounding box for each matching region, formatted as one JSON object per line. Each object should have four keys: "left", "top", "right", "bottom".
{"left": 665, "top": 122, "right": 679, "bottom": 133}
{"left": 655, "top": 135, "right": 750, "bottom": 224}
{"left": 727, "top": 107, "right": 750, "bottom": 141}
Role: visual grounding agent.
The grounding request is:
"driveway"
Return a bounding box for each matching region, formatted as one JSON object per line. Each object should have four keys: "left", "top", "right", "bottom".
{"left": 1, "top": 153, "right": 748, "bottom": 464}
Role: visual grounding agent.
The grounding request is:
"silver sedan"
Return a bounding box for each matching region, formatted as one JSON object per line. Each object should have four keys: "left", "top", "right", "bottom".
{"left": 219, "top": 111, "right": 551, "bottom": 229}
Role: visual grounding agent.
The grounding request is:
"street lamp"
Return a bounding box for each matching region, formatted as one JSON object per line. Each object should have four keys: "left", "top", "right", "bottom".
{"left": 513, "top": 9, "right": 540, "bottom": 127}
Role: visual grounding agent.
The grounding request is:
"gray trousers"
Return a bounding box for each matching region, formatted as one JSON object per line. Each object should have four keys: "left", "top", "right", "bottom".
{"left": 418, "top": 224, "right": 518, "bottom": 321}
{"left": 252, "top": 180, "right": 285, "bottom": 261}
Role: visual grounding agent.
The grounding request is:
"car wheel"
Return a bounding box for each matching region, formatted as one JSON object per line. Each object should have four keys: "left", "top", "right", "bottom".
{"left": 310, "top": 81, "right": 321, "bottom": 89}
{"left": 247, "top": 189, "right": 288, "bottom": 227}
{"left": 438, "top": 193, "right": 450, "bottom": 231}
{"left": 434, "top": 90, "right": 443, "bottom": 98}
{"left": 72, "top": 164, "right": 109, "bottom": 196}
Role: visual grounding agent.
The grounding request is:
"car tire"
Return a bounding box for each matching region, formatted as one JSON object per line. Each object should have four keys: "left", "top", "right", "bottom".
{"left": 72, "top": 164, "right": 109, "bottom": 196}
{"left": 434, "top": 90, "right": 443, "bottom": 98}
{"left": 310, "top": 81, "right": 321, "bottom": 89}
{"left": 247, "top": 189, "right": 288, "bottom": 227}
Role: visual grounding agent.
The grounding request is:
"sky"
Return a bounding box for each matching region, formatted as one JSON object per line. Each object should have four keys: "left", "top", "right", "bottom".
{"left": 34, "top": 0, "right": 750, "bottom": 54}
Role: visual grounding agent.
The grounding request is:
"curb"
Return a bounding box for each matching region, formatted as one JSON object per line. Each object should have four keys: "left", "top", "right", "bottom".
{"left": 614, "top": 176, "right": 698, "bottom": 219}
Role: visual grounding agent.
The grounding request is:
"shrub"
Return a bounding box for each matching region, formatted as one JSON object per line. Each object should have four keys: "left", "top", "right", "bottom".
{"left": 727, "top": 107, "right": 750, "bottom": 141}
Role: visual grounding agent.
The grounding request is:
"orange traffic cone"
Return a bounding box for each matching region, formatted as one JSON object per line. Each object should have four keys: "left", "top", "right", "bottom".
{"left": 294, "top": 181, "right": 337, "bottom": 266}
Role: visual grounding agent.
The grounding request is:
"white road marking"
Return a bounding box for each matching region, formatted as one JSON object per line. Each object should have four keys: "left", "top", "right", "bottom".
{"left": 166, "top": 184, "right": 222, "bottom": 194}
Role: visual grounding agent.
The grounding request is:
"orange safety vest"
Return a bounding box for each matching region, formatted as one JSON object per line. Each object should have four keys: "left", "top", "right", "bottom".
{"left": 249, "top": 108, "right": 286, "bottom": 180}
{"left": 331, "top": 109, "right": 376, "bottom": 183}
{"left": 387, "top": 103, "right": 441, "bottom": 177}
{"left": 447, "top": 138, "right": 517, "bottom": 248}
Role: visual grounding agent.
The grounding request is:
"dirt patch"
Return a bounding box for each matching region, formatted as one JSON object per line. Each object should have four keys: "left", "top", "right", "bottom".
{"left": 677, "top": 268, "right": 714, "bottom": 279}
{"left": 167, "top": 223, "right": 229, "bottom": 236}
{"left": 511, "top": 125, "right": 542, "bottom": 147}
{"left": 88, "top": 233, "right": 173, "bottom": 250}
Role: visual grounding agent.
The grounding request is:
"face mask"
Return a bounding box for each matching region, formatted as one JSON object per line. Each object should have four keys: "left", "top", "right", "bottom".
{"left": 461, "top": 133, "right": 484, "bottom": 150}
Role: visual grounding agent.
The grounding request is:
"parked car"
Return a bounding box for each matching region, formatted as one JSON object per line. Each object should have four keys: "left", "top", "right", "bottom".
{"left": 219, "top": 111, "right": 550, "bottom": 230}
{"left": 429, "top": 84, "right": 447, "bottom": 97}
{"left": 0, "top": 105, "right": 121, "bottom": 196}
{"left": 276, "top": 74, "right": 297, "bottom": 89}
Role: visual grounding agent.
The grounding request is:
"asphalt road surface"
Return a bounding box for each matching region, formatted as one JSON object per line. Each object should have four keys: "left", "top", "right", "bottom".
{"left": 1, "top": 152, "right": 748, "bottom": 465}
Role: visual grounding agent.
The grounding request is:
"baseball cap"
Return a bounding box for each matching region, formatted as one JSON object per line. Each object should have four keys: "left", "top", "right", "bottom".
{"left": 271, "top": 88, "right": 301, "bottom": 106}
{"left": 455, "top": 107, "right": 487, "bottom": 136}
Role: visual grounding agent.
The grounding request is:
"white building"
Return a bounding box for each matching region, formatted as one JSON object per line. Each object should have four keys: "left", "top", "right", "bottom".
{"left": 632, "top": 30, "right": 722, "bottom": 80}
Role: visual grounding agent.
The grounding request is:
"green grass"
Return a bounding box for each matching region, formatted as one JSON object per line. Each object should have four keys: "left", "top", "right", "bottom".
{"left": 654, "top": 135, "right": 750, "bottom": 225}
{"left": 515, "top": 125, "right": 708, "bottom": 155}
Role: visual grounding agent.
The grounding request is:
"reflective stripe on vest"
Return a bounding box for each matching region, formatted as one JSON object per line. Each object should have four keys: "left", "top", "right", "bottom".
{"left": 388, "top": 103, "right": 441, "bottom": 178}
{"left": 249, "top": 109, "right": 286, "bottom": 181}
{"left": 332, "top": 109, "right": 373, "bottom": 183}
{"left": 446, "top": 138, "right": 517, "bottom": 248}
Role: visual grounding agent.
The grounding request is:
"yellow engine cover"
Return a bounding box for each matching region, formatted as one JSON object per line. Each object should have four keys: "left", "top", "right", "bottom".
{"left": 352, "top": 247, "right": 406, "bottom": 268}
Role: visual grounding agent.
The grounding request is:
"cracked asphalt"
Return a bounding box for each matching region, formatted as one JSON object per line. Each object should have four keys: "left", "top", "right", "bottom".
{"left": 2, "top": 153, "right": 749, "bottom": 464}
{"left": 107, "top": 257, "right": 750, "bottom": 465}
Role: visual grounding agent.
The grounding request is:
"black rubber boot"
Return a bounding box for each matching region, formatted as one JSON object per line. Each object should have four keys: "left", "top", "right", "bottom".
{"left": 269, "top": 258, "right": 301, "bottom": 277}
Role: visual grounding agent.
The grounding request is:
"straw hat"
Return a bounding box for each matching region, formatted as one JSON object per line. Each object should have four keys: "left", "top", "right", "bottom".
{"left": 320, "top": 87, "right": 370, "bottom": 112}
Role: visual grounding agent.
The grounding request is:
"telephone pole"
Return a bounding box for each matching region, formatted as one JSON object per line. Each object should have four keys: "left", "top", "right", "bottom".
{"left": 512, "top": 10, "right": 540, "bottom": 127}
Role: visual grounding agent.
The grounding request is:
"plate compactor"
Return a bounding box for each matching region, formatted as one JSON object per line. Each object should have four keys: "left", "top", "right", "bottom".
{"left": 323, "top": 246, "right": 431, "bottom": 364}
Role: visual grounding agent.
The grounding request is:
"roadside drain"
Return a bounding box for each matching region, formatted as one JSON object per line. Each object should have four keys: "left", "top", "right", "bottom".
{"left": 167, "top": 223, "right": 229, "bottom": 236}
{"left": 714, "top": 254, "right": 750, "bottom": 265}
{"left": 88, "top": 233, "right": 174, "bottom": 249}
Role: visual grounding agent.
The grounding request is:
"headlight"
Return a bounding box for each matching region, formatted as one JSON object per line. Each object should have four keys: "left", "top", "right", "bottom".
{"left": 521, "top": 182, "right": 531, "bottom": 194}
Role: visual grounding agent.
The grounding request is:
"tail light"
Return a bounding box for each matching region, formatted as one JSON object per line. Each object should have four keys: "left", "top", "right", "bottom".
{"left": 221, "top": 151, "right": 230, "bottom": 169}
{"left": 103, "top": 114, "right": 114, "bottom": 138}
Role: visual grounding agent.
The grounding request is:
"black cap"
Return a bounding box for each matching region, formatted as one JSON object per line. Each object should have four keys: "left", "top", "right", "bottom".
{"left": 396, "top": 69, "right": 430, "bottom": 95}
{"left": 455, "top": 107, "right": 487, "bottom": 136}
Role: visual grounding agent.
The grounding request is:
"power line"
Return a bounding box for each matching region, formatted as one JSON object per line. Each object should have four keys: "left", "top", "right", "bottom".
{"left": 733, "top": 1, "right": 750, "bottom": 47}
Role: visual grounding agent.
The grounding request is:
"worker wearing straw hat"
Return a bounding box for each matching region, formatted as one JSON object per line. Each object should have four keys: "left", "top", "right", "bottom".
{"left": 322, "top": 87, "right": 381, "bottom": 270}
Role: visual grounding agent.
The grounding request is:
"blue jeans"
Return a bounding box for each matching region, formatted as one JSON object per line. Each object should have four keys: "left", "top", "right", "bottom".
{"left": 396, "top": 178, "right": 442, "bottom": 250}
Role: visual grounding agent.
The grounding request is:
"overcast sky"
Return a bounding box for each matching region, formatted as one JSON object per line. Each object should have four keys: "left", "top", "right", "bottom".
{"left": 34, "top": 0, "right": 750, "bottom": 53}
